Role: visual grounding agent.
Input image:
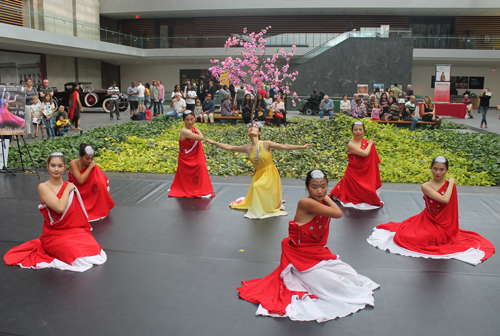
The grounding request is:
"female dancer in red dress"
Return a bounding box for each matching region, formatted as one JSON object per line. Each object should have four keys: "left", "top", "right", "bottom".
{"left": 4, "top": 153, "right": 106, "bottom": 272}
{"left": 367, "top": 156, "right": 495, "bottom": 265}
{"left": 238, "top": 169, "right": 379, "bottom": 322}
{"left": 330, "top": 121, "right": 383, "bottom": 210}
{"left": 68, "top": 83, "right": 83, "bottom": 130}
{"left": 68, "top": 143, "right": 115, "bottom": 221}
{"left": 0, "top": 88, "right": 24, "bottom": 130}
{"left": 169, "top": 111, "right": 214, "bottom": 198}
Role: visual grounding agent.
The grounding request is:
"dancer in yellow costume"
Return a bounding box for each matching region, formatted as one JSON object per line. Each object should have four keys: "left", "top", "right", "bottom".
{"left": 205, "top": 124, "right": 314, "bottom": 219}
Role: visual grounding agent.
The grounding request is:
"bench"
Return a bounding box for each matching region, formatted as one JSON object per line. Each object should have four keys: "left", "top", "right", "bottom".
{"left": 373, "top": 120, "right": 436, "bottom": 128}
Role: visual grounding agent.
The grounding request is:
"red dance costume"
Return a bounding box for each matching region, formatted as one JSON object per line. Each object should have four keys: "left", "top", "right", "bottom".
{"left": 4, "top": 182, "right": 107, "bottom": 272}
{"left": 68, "top": 165, "right": 115, "bottom": 221}
{"left": 169, "top": 127, "right": 214, "bottom": 198}
{"left": 68, "top": 90, "right": 79, "bottom": 120}
{"left": 330, "top": 138, "right": 383, "bottom": 210}
{"left": 238, "top": 212, "right": 379, "bottom": 323}
{"left": 0, "top": 98, "right": 25, "bottom": 129}
{"left": 368, "top": 181, "right": 495, "bottom": 265}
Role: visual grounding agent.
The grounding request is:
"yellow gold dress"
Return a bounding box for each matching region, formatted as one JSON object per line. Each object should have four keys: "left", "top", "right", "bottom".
{"left": 230, "top": 141, "right": 287, "bottom": 219}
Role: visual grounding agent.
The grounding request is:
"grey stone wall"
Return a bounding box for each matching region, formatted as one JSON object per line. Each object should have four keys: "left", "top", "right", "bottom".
{"left": 291, "top": 37, "right": 414, "bottom": 97}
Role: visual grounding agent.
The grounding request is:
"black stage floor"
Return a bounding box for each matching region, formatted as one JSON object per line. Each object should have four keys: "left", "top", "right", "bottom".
{"left": 1, "top": 172, "right": 499, "bottom": 336}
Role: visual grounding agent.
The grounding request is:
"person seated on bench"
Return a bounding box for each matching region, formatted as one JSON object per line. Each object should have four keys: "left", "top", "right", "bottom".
{"left": 387, "top": 96, "right": 401, "bottom": 121}
{"left": 403, "top": 96, "right": 422, "bottom": 131}
{"left": 166, "top": 93, "right": 186, "bottom": 121}
{"left": 241, "top": 94, "right": 253, "bottom": 124}
{"left": 202, "top": 93, "right": 215, "bottom": 125}
{"left": 319, "top": 95, "right": 334, "bottom": 119}
{"left": 422, "top": 96, "right": 442, "bottom": 128}
{"left": 220, "top": 93, "right": 236, "bottom": 125}
{"left": 352, "top": 99, "right": 367, "bottom": 118}
{"left": 462, "top": 94, "right": 474, "bottom": 119}
{"left": 253, "top": 93, "right": 268, "bottom": 122}
{"left": 272, "top": 96, "right": 287, "bottom": 127}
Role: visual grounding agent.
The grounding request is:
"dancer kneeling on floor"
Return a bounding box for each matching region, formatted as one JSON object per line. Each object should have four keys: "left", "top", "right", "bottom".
{"left": 68, "top": 143, "right": 115, "bottom": 221}
{"left": 205, "top": 123, "right": 313, "bottom": 219}
{"left": 367, "top": 156, "right": 495, "bottom": 265}
{"left": 330, "top": 121, "right": 383, "bottom": 210}
{"left": 3, "top": 152, "right": 107, "bottom": 272}
{"left": 169, "top": 111, "right": 214, "bottom": 198}
{"left": 238, "top": 169, "right": 380, "bottom": 323}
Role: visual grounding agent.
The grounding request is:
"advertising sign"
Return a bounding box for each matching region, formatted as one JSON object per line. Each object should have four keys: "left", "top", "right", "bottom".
{"left": 435, "top": 64, "right": 451, "bottom": 82}
{"left": 434, "top": 82, "right": 451, "bottom": 103}
{"left": 0, "top": 84, "right": 26, "bottom": 135}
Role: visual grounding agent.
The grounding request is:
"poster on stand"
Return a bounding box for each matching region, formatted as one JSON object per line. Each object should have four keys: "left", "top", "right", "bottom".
{"left": 434, "top": 82, "right": 450, "bottom": 103}
{"left": 435, "top": 64, "right": 451, "bottom": 82}
{"left": 373, "top": 83, "right": 384, "bottom": 93}
{"left": 357, "top": 84, "right": 368, "bottom": 96}
{"left": 0, "top": 84, "right": 26, "bottom": 135}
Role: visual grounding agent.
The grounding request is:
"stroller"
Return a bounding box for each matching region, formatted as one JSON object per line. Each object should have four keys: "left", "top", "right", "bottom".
{"left": 299, "top": 90, "right": 325, "bottom": 115}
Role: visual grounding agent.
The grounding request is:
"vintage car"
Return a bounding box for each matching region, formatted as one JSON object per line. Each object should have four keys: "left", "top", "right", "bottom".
{"left": 53, "top": 82, "right": 129, "bottom": 112}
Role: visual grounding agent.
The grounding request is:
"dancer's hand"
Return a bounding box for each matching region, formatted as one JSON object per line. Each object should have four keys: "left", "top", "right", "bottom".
{"left": 448, "top": 177, "right": 455, "bottom": 185}
{"left": 89, "top": 160, "right": 96, "bottom": 170}
{"left": 368, "top": 138, "right": 375, "bottom": 145}
{"left": 302, "top": 144, "right": 315, "bottom": 149}
{"left": 67, "top": 183, "right": 76, "bottom": 191}
{"left": 204, "top": 138, "right": 214, "bottom": 144}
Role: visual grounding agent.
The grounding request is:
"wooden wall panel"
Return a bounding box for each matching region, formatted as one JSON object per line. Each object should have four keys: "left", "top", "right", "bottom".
{"left": 455, "top": 17, "right": 500, "bottom": 49}
{"left": 0, "top": 0, "right": 25, "bottom": 27}
{"left": 118, "top": 19, "right": 156, "bottom": 48}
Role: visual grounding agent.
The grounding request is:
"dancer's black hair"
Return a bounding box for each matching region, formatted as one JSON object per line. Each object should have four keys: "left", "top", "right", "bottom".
{"left": 431, "top": 156, "right": 449, "bottom": 170}
{"left": 79, "top": 143, "right": 91, "bottom": 157}
{"left": 305, "top": 169, "right": 328, "bottom": 187}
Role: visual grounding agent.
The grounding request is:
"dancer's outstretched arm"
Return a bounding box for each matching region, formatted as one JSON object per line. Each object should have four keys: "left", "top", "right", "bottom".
{"left": 267, "top": 141, "right": 314, "bottom": 151}
{"left": 204, "top": 138, "right": 247, "bottom": 153}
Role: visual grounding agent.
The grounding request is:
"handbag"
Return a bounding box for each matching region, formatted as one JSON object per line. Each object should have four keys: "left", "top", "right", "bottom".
{"left": 275, "top": 112, "right": 283, "bottom": 119}
{"left": 232, "top": 111, "right": 239, "bottom": 117}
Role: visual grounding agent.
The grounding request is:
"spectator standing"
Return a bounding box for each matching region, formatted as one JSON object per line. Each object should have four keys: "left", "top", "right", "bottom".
{"left": 374, "top": 87, "right": 382, "bottom": 101}
{"left": 127, "top": 82, "right": 138, "bottom": 117}
{"left": 392, "top": 83, "right": 401, "bottom": 98}
{"left": 41, "top": 94, "right": 55, "bottom": 138}
{"left": 371, "top": 100, "right": 382, "bottom": 120}
{"left": 403, "top": 96, "right": 422, "bottom": 131}
{"left": 185, "top": 84, "right": 197, "bottom": 113}
{"left": 229, "top": 82, "right": 236, "bottom": 106}
{"left": 422, "top": 96, "right": 443, "bottom": 128}
{"left": 39, "top": 79, "right": 54, "bottom": 99}
{"left": 219, "top": 85, "right": 230, "bottom": 103}
{"left": 68, "top": 83, "right": 83, "bottom": 130}
{"left": 236, "top": 85, "right": 246, "bottom": 110}
{"left": 479, "top": 88, "right": 491, "bottom": 128}
{"left": 107, "top": 81, "right": 120, "bottom": 120}
{"left": 24, "top": 78, "right": 38, "bottom": 138}
{"left": 166, "top": 93, "right": 186, "bottom": 121}
{"left": 462, "top": 94, "right": 474, "bottom": 119}
{"left": 352, "top": 99, "right": 367, "bottom": 118}
{"left": 258, "top": 85, "right": 266, "bottom": 98}
{"left": 319, "top": 95, "right": 334, "bottom": 119}
{"left": 150, "top": 81, "right": 160, "bottom": 116}
{"left": 194, "top": 99, "right": 203, "bottom": 123}
{"left": 29, "top": 96, "right": 44, "bottom": 139}
{"left": 208, "top": 81, "right": 217, "bottom": 102}
{"left": 241, "top": 93, "right": 253, "bottom": 124}
{"left": 340, "top": 94, "right": 351, "bottom": 115}
{"left": 158, "top": 80, "right": 165, "bottom": 115}
{"left": 198, "top": 80, "right": 207, "bottom": 102}
{"left": 405, "top": 85, "right": 414, "bottom": 101}
{"left": 137, "top": 81, "right": 145, "bottom": 114}
{"left": 202, "top": 93, "right": 215, "bottom": 125}
{"left": 144, "top": 83, "right": 151, "bottom": 109}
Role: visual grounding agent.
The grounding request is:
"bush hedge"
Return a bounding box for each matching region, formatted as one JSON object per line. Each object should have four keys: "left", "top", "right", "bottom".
{"left": 8, "top": 115, "right": 500, "bottom": 186}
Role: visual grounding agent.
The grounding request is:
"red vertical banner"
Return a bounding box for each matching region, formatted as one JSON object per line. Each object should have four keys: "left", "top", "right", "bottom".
{"left": 434, "top": 82, "right": 451, "bottom": 103}
{"left": 434, "top": 64, "right": 451, "bottom": 102}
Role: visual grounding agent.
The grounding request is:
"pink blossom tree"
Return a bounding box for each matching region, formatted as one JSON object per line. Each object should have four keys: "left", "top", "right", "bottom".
{"left": 209, "top": 26, "right": 300, "bottom": 106}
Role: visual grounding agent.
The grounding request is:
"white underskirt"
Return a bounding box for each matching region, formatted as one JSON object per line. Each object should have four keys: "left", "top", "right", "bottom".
{"left": 337, "top": 189, "right": 383, "bottom": 211}
{"left": 255, "top": 259, "right": 380, "bottom": 323}
{"left": 19, "top": 249, "right": 107, "bottom": 272}
{"left": 367, "top": 228, "right": 485, "bottom": 265}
